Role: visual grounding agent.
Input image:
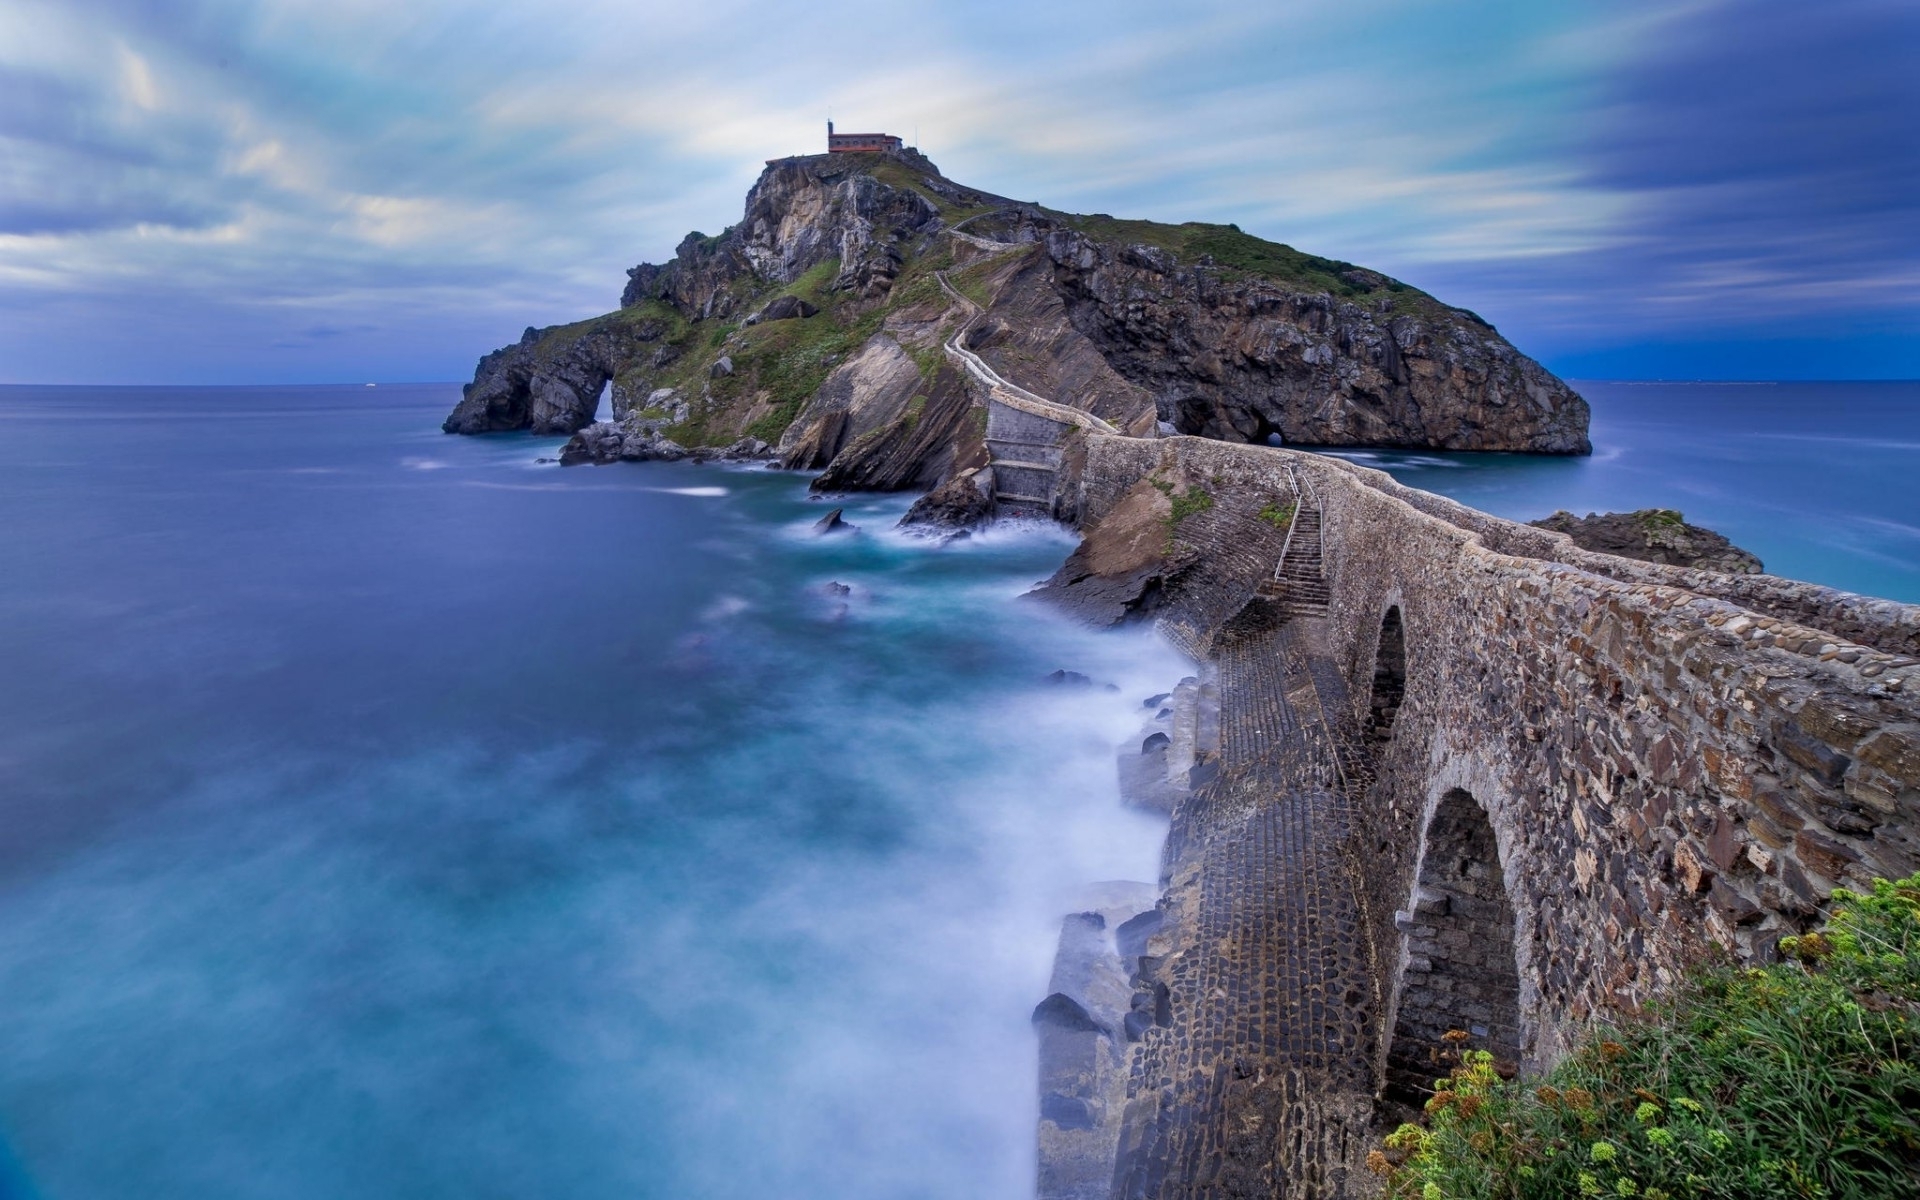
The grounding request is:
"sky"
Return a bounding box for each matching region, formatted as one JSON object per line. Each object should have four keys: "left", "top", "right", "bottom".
{"left": 0, "top": 0, "right": 1915, "bottom": 384}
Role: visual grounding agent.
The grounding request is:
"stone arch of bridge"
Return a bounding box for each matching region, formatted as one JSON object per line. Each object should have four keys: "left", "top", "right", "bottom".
{"left": 1365, "top": 603, "right": 1407, "bottom": 749}
{"left": 1383, "top": 786, "right": 1524, "bottom": 1103}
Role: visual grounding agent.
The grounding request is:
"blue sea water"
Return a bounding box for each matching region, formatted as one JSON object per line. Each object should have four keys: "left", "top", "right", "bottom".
{"left": 0, "top": 385, "right": 1182, "bottom": 1200}
{"left": 0, "top": 380, "right": 1913, "bottom": 1199}
{"left": 1324, "top": 380, "right": 1920, "bottom": 603}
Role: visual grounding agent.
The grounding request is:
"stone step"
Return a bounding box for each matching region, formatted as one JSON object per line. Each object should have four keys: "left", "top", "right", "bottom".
{"left": 994, "top": 493, "right": 1053, "bottom": 506}
{"left": 988, "top": 460, "right": 1059, "bottom": 473}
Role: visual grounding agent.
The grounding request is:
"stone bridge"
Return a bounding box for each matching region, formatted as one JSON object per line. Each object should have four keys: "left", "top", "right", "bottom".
{"left": 1029, "top": 433, "right": 1920, "bottom": 1199}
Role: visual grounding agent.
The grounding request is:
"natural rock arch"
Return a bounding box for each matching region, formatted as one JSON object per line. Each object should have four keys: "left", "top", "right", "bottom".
{"left": 1366, "top": 605, "right": 1406, "bottom": 747}
{"left": 1384, "top": 787, "right": 1522, "bottom": 1101}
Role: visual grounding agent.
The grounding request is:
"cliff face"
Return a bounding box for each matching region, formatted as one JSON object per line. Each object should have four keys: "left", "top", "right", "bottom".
{"left": 445, "top": 148, "right": 1591, "bottom": 467}
{"left": 442, "top": 313, "right": 668, "bottom": 435}
{"left": 1045, "top": 229, "right": 1590, "bottom": 453}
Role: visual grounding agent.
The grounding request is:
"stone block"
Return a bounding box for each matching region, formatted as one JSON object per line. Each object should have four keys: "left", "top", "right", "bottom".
{"left": 1772, "top": 719, "right": 1852, "bottom": 787}
{"left": 1751, "top": 787, "right": 1805, "bottom": 835}
{"left": 1791, "top": 698, "right": 1877, "bottom": 751}
{"left": 1793, "top": 828, "right": 1860, "bottom": 883}
{"left": 1857, "top": 726, "right": 1920, "bottom": 789}
{"left": 1673, "top": 840, "right": 1713, "bottom": 893}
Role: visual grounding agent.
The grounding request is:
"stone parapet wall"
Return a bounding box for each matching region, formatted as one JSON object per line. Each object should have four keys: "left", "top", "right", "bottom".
{"left": 1070, "top": 434, "right": 1920, "bottom": 1078}
{"left": 1311, "top": 454, "right": 1920, "bottom": 659}
{"left": 1289, "top": 448, "right": 1920, "bottom": 1065}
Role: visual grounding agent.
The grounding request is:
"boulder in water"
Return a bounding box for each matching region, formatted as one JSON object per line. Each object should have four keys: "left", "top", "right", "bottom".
{"left": 813, "top": 508, "right": 856, "bottom": 535}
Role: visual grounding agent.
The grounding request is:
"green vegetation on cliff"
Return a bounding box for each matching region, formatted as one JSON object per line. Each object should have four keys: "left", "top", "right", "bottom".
{"left": 1057, "top": 213, "right": 1445, "bottom": 314}
{"left": 1376, "top": 875, "right": 1920, "bottom": 1199}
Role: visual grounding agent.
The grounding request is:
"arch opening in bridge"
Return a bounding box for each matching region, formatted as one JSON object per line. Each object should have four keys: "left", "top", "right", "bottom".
{"left": 1366, "top": 605, "right": 1406, "bottom": 748}
{"left": 1385, "top": 787, "right": 1521, "bottom": 1103}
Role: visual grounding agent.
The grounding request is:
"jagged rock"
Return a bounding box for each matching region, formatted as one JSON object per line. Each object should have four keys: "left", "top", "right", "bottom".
{"left": 558, "top": 422, "right": 623, "bottom": 465}
{"left": 1044, "top": 669, "right": 1094, "bottom": 687}
{"left": 709, "top": 356, "right": 734, "bottom": 379}
{"left": 621, "top": 230, "right": 752, "bottom": 320}
{"left": 899, "top": 466, "right": 995, "bottom": 532}
{"left": 1530, "top": 509, "right": 1764, "bottom": 574}
{"left": 812, "top": 508, "right": 856, "bottom": 535}
{"left": 557, "top": 419, "right": 689, "bottom": 466}
{"left": 682, "top": 437, "right": 771, "bottom": 465}
{"left": 642, "top": 387, "right": 691, "bottom": 424}
{"left": 1035, "top": 476, "right": 1205, "bottom": 625}
{"left": 808, "top": 368, "right": 981, "bottom": 493}
{"left": 443, "top": 318, "right": 667, "bottom": 435}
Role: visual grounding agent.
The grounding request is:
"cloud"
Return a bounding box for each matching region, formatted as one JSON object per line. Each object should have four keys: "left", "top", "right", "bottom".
{"left": 0, "top": 0, "right": 1913, "bottom": 383}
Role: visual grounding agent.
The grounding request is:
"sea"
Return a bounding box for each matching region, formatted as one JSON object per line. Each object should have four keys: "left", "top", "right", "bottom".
{"left": 0, "top": 379, "right": 1914, "bottom": 1199}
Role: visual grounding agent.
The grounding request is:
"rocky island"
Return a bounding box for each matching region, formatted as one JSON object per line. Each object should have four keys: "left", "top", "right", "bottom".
{"left": 1530, "top": 508, "right": 1765, "bottom": 574}
{"left": 444, "top": 145, "right": 1591, "bottom": 495}
{"left": 446, "top": 142, "right": 1919, "bottom": 1198}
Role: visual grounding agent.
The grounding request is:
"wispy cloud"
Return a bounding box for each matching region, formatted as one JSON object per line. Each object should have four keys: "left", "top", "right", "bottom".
{"left": 0, "top": 0, "right": 1912, "bottom": 382}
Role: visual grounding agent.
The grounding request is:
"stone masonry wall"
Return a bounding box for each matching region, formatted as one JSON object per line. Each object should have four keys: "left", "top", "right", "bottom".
{"left": 1070, "top": 435, "right": 1920, "bottom": 1083}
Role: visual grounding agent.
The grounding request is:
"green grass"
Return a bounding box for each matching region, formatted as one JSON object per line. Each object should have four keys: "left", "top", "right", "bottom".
{"left": 945, "top": 255, "right": 1000, "bottom": 308}
{"left": 1376, "top": 874, "right": 1920, "bottom": 1200}
{"left": 1058, "top": 213, "right": 1444, "bottom": 315}
{"left": 712, "top": 299, "right": 885, "bottom": 446}
{"left": 867, "top": 161, "right": 999, "bottom": 222}
{"left": 1151, "top": 478, "right": 1215, "bottom": 551}
{"left": 1259, "top": 500, "right": 1297, "bottom": 529}
{"left": 779, "top": 257, "right": 842, "bottom": 310}
{"left": 1169, "top": 485, "right": 1214, "bottom": 524}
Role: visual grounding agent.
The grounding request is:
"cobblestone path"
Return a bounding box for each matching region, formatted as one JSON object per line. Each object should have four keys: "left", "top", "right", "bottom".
{"left": 1116, "top": 615, "right": 1380, "bottom": 1199}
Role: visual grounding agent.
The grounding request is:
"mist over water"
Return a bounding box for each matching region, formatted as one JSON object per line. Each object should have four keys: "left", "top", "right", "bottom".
{"left": 0, "top": 385, "right": 1183, "bottom": 1199}
{"left": 1, "top": 380, "right": 1912, "bottom": 1198}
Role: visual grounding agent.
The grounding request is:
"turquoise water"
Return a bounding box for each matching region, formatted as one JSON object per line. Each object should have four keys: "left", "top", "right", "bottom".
{"left": 0, "top": 385, "right": 1182, "bottom": 1200}
{"left": 1320, "top": 380, "right": 1920, "bottom": 603}
{"left": 0, "top": 380, "right": 1913, "bottom": 1199}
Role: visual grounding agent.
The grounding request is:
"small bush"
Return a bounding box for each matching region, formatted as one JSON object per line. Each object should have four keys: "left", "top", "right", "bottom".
{"left": 1377, "top": 874, "right": 1920, "bottom": 1200}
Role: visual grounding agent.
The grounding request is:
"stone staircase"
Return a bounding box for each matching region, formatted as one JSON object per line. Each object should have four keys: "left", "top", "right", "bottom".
{"left": 1257, "top": 470, "right": 1330, "bottom": 618}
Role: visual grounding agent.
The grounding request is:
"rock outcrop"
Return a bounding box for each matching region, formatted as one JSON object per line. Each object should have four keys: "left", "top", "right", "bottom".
{"left": 1044, "top": 228, "right": 1590, "bottom": 453}
{"left": 447, "top": 147, "right": 1590, "bottom": 478}
{"left": 899, "top": 466, "right": 996, "bottom": 533}
{"left": 556, "top": 418, "right": 689, "bottom": 465}
{"left": 443, "top": 316, "right": 668, "bottom": 435}
{"left": 1529, "top": 508, "right": 1764, "bottom": 574}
